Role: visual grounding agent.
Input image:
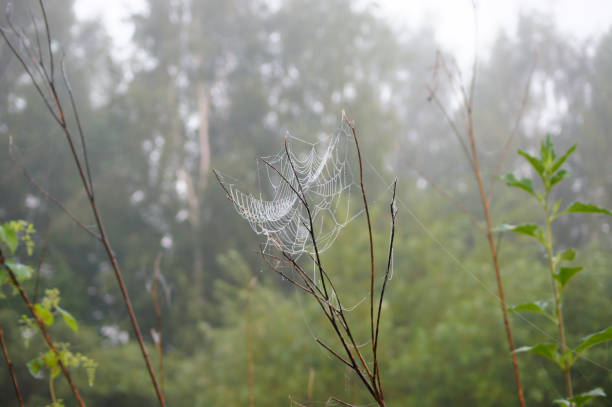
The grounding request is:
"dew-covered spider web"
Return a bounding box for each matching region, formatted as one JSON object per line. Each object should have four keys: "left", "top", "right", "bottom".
{"left": 216, "top": 116, "right": 359, "bottom": 258}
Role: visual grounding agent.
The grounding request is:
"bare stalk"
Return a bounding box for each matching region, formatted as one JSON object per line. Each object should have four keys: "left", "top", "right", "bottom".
{"left": 486, "top": 64, "right": 535, "bottom": 206}
{"left": 151, "top": 254, "right": 165, "bottom": 393}
{"left": 428, "top": 51, "right": 527, "bottom": 407}
{"left": 8, "top": 136, "right": 101, "bottom": 241}
{"left": 1, "top": 249, "right": 86, "bottom": 407}
{"left": 1, "top": 4, "right": 165, "bottom": 405}
{"left": 343, "top": 112, "right": 382, "bottom": 401}
{"left": 467, "top": 105, "right": 526, "bottom": 407}
{"left": 373, "top": 179, "right": 397, "bottom": 392}
{"left": 307, "top": 368, "right": 315, "bottom": 407}
{"left": 246, "top": 277, "right": 256, "bottom": 407}
{"left": 0, "top": 322, "right": 25, "bottom": 407}
{"left": 215, "top": 110, "right": 393, "bottom": 406}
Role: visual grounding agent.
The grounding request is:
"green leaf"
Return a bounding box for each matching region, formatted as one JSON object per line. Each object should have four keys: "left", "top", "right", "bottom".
{"left": 550, "top": 169, "right": 571, "bottom": 187}
{"left": 43, "top": 351, "right": 61, "bottom": 378}
{"left": 563, "top": 202, "right": 612, "bottom": 216}
{"left": 34, "top": 304, "right": 54, "bottom": 326}
{"left": 558, "top": 248, "right": 576, "bottom": 262}
{"left": 0, "top": 224, "right": 18, "bottom": 254}
{"left": 551, "top": 143, "right": 577, "bottom": 173}
{"left": 518, "top": 150, "right": 545, "bottom": 177}
{"left": 554, "top": 388, "right": 606, "bottom": 407}
{"left": 541, "top": 135, "right": 556, "bottom": 164}
{"left": 554, "top": 266, "right": 584, "bottom": 290}
{"left": 552, "top": 200, "right": 562, "bottom": 216}
{"left": 493, "top": 224, "right": 543, "bottom": 242}
{"left": 574, "top": 326, "right": 612, "bottom": 355}
{"left": 515, "top": 343, "right": 562, "bottom": 367}
{"left": 500, "top": 174, "right": 536, "bottom": 197}
{"left": 57, "top": 306, "right": 79, "bottom": 332}
{"left": 508, "top": 301, "right": 554, "bottom": 322}
{"left": 4, "top": 261, "right": 33, "bottom": 281}
{"left": 27, "top": 358, "right": 44, "bottom": 378}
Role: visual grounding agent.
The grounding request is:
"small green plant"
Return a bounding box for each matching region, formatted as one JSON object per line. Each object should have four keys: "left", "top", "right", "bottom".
{"left": 0, "top": 220, "right": 36, "bottom": 292}
{"left": 25, "top": 289, "right": 97, "bottom": 406}
{"left": 1, "top": 220, "right": 96, "bottom": 407}
{"left": 497, "top": 136, "right": 612, "bottom": 407}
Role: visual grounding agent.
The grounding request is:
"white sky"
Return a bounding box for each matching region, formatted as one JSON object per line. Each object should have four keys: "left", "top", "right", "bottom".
{"left": 74, "top": 0, "right": 612, "bottom": 68}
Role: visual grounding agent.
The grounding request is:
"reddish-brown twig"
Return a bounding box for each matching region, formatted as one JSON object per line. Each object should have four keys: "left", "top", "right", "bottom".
{"left": 1, "top": 249, "right": 86, "bottom": 407}
{"left": 486, "top": 63, "right": 535, "bottom": 206}
{"left": 428, "top": 49, "right": 527, "bottom": 407}
{"left": 344, "top": 112, "right": 385, "bottom": 403}
{"left": 151, "top": 253, "right": 165, "bottom": 393}
{"left": 215, "top": 111, "right": 391, "bottom": 407}
{"left": 1, "top": 4, "right": 166, "bottom": 404}
{"left": 8, "top": 136, "right": 101, "bottom": 242}
{"left": 246, "top": 277, "right": 256, "bottom": 407}
{"left": 0, "top": 322, "right": 25, "bottom": 407}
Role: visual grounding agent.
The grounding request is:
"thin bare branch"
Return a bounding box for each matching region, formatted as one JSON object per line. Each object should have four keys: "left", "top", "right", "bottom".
{"left": 260, "top": 252, "right": 314, "bottom": 294}
{"left": 468, "top": 0, "right": 478, "bottom": 108}
{"left": 343, "top": 111, "right": 380, "bottom": 401}
{"left": 373, "top": 179, "right": 397, "bottom": 395}
{"left": 2, "top": 7, "right": 166, "bottom": 404}
{"left": 316, "top": 338, "right": 355, "bottom": 370}
{"left": 430, "top": 42, "right": 527, "bottom": 407}
{"left": 246, "top": 277, "right": 256, "bottom": 407}
{"left": 151, "top": 253, "right": 164, "bottom": 393}
{"left": 9, "top": 136, "right": 101, "bottom": 241}
{"left": 487, "top": 63, "right": 535, "bottom": 206}
{"left": 38, "top": 0, "right": 53, "bottom": 80}
{"left": 426, "top": 84, "right": 475, "bottom": 170}
{"left": 0, "top": 26, "right": 61, "bottom": 124}
{"left": 325, "top": 397, "right": 355, "bottom": 407}
{"left": 260, "top": 157, "right": 307, "bottom": 208}
{"left": 0, "top": 322, "right": 25, "bottom": 407}
{"left": 463, "top": 66, "right": 527, "bottom": 407}
{"left": 61, "top": 59, "right": 94, "bottom": 198}
{"left": 283, "top": 135, "right": 330, "bottom": 301}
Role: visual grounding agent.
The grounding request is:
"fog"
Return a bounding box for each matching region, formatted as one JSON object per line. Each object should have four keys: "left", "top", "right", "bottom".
{"left": 1, "top": 1, "right": 611, "bottom": 406}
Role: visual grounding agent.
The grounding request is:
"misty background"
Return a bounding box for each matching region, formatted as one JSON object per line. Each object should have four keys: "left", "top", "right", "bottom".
{"left": 0, "top": 0, "right": 611, "bottom": 405}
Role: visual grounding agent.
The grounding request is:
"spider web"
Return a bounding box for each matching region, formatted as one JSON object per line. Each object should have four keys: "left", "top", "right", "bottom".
{"left": 217, "top": 116, "right": 358, "bottom": 258}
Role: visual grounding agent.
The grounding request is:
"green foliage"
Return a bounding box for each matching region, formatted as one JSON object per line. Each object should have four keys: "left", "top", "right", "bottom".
{"left": 573, "top": 327, "right": 612, "bottom": 356}
{"left": 0, "top": 220, "right": 35, "bottom": 255}
{"left": 1, "top": 220, "right": 93, "bottom": 405}
{"left": 493, "top": 223, "right": 544, "bottom": 242}
{"left": 29, "top": 343, "right": 97, "bottom": 385}
{"left": 554, "top": 266, "right": 584, "bottom": 290}
{"left": 554, "top": 388, "right": 606, "bottom": 407}
{"left": 24, "top": 289, "right": 97, "bottom": 403}
{"left": 499, "top": 174, "right": 536, "bottom": 197}
{"left": 500, "top": 136, "right": 612, "bottom": 405}
{"left": 508, "top": 301, "right": 555, "bottom": 323}
{"left": 2, "top": 2, "right": 612, "bottom": 406}
{"left": 515, "top": 343, "right": 562, "bottom": 368}
{"left": 562, "top": 202, "right": 612, "bottom": 216}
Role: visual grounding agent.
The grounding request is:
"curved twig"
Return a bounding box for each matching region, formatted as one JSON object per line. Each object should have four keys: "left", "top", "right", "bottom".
{"left": 1, "top": 251, "right": 86, "bottom": 407}
{"left": 0, "top": 322, "right": 25, "bottom": 407}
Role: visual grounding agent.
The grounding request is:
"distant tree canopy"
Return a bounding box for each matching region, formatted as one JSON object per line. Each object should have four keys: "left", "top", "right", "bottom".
{"left": 0, "top": 0, "right": 610, "bottom": 406}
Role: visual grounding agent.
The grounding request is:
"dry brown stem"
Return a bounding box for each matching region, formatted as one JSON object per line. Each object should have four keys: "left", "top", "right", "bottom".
{"left": 0, "top": 321, "right": 25, "bottom": 407}
{"left": 1, "top": 250, "right": 86, "bottom": 407}
{"left": 1, "top": 3, "right": 165, "bottom": 405}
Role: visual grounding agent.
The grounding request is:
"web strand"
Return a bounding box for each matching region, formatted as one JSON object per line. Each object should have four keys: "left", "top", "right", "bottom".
{"left": 217, "top": 119, "right": 357, "bottom": 260}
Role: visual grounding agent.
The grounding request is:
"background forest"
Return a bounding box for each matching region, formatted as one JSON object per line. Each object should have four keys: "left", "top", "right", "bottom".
{"left": 1, "top": 0, "right": 611, "bottom": 406}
